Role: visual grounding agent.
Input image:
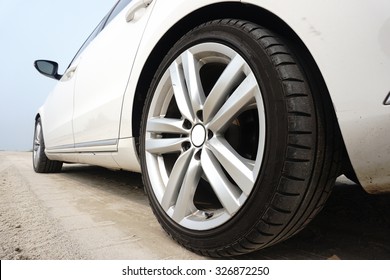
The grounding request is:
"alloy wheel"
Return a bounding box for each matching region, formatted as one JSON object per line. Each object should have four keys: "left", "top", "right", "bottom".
{"left": 144, "top": 43, "right": 266, "bottom": 230}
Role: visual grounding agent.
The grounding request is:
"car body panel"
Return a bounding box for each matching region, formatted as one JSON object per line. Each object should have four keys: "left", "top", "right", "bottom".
{"left": 39, "top": 0, "right": 390, "bottom": 192}
{"left": 240, "top": 0, "right": 390, "bottom": 191}
{"left": 72, "top": 0, "right": 155, "bottom": 149}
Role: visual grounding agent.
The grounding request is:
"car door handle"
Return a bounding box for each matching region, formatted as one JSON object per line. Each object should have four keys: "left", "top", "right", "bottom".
{"left": 125, "top": 0, "right": 153, "bottom": 22}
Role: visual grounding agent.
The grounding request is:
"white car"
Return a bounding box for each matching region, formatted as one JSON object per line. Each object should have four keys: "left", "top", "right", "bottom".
{"left": 33, "top": 0, "right": 390, "bottom": 256}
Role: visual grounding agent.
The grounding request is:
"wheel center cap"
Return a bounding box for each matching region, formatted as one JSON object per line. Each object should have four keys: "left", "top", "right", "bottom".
{"left": 191, "top": 124, "right": 206, "bottom": 147}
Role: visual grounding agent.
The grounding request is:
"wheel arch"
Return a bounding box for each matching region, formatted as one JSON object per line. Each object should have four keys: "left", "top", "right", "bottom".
{"left": 131, "top": 1, "right": 351, "bottom": 177}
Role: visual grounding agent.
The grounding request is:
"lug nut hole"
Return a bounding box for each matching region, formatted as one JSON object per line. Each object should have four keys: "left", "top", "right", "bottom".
{"left": 183, "top": 119, "right": 192, "bottom": 129}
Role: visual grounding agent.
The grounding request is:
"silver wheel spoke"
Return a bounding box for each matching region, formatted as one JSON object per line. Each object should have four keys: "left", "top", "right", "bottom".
{"left": 34, "top": 125, "right": 41, "bottom": 150}
{"left": 201, "top": 148, "right": 241, "bottom": 215}
{"left": 161, "top": 149, "right": 194, "bottom": 211}
{"left": 146, "top": 138, "right": 188, "bottom": 155}
{"left": 33, "top": 136, "right": 40, "bottom": 151}
{"left": 170, "top": 60, "right": 195, "bottom": 121}
{"left": 203, "top": 55, "right": 246, "bottom": 123}
{"left": 35, "top": 125, "right": 41, "bottom": 144}
{"left": 208, "top": 73, "right": 257, "bottom": 133}
{"left": 147, "top": 117, "right": 189, "bottom": 135}
{"left": 182, "top": 50, "right": 205, "bottom": 113}
{"left": 172, "top": 157, "right": 202, "bottom": 223}
{"left": 207, "top": 137, "right": 255, "bottom": 195}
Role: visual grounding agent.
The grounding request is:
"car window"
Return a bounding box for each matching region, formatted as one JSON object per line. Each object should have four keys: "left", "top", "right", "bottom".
{"left": 104, "top": 0, "right": 133, "bottom": 27}
{"left": 67, "top": 0, "right": 132, "bottom": 69}
{"left": 68, "top": 15, "right": 108, "bottom": 68}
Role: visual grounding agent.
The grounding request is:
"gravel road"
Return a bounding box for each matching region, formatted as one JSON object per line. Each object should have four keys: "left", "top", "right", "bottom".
{"left": 1, "top": 152, "right": 389, "bottom": 260}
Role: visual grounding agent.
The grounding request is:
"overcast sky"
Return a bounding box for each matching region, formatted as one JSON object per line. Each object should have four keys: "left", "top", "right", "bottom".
{"left": 0, "top": 0, "right": 116, "bottom": 151}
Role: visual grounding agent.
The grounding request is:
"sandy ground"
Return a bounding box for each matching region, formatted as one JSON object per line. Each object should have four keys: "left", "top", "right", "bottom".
{"left": 0, "top": 151, "right": 389, "bottom": 260}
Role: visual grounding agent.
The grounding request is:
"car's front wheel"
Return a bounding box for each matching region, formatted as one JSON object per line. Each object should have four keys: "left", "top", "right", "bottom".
{"left": 140, "top": 19, "right": 340, "bottom": 256}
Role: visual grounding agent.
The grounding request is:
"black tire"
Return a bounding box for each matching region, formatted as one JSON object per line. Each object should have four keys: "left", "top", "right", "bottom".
{"left": 139, "top": 19, "right": 341, "bottom": 257}
{"left": 33, "top": 118, "right": 63, "bottom": 173}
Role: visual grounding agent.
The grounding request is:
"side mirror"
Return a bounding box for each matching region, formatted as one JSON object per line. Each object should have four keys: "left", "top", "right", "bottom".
{"left": 34, "top": 60, "right": 62, "bottom": 80}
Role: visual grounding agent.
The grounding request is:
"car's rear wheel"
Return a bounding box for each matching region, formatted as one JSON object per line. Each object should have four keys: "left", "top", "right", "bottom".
{"left": 140, "top": 19, "right": 341, "bottom": 256}
{"left": 33, "top": 118, "right": 63, "bottom": 173}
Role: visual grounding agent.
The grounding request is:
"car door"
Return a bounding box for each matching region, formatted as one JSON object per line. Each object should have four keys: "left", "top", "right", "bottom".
{"left": 41, "top": 64, "right": 78, "bottom": 152}
{"left": 72, "top": 0, "right": 155, "bottom": 152}
{"left": 42, "top": 13, "right": 110, "bottom": 152}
